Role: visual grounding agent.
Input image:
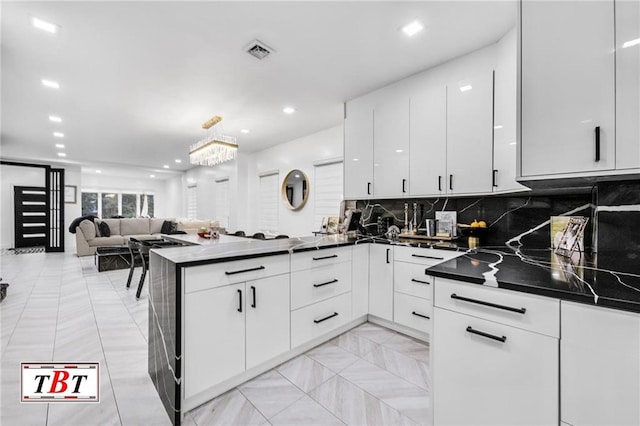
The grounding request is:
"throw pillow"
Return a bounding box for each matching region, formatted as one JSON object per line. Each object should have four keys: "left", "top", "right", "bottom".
{"left": 161, "top": 220, "right": 173, "bottom": 234}
{"left": 99, "top": 221, "right": 111, "bottom": 237}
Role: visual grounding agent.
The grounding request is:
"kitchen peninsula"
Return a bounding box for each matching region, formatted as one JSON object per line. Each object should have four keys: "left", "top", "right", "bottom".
{"left": 149, "top": 233, "right": 640, "bottom": 425}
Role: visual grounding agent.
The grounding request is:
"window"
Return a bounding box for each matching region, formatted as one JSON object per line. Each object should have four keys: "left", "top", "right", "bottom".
{"left": 81, "top": 191, "right": 155, "bottom": 219}
{"left": 313, "top": 161, "right": 344, "bottom": 231}
{"left": 81, "top": 192, "right": 98, "bottom": 216}
{"left": 258, "top": 173, "right": 279, "bottom": 235}
{"left": 215, "top": 179, "right": 230, "bottom": 229}
{"left": 122, "top": 193, "right": 138, "bottom": 217}
{"left": 101, "top": 193, "right": 118, "bottom": 218}
{"left": 186, "top": 186, "right": 197, "bottom": 220}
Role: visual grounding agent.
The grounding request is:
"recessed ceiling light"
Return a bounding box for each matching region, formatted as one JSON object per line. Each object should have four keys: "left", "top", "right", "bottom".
{"left": 175, "top": 159, "right": 182, "bottom": 163}
{"left": 395, "top": 149, "right": 404, "bottom": 153}
{"left": 352, "top": 158, "right": 359, "bottom": 162}
{"left": 57, "top": 152, "right": 66, "bottom": 157}
{"left": 494, "top": 125, "right": 504, "bottom": 129}
{"left": 283, "top": 107, "right": 296, "bottom": 114}
{"left": 402, "top": 20, "right": 424, "bottom": 37}
{"left": 41, "top": 79, "right": 60, "bottom": 89}
{"left": 459, "top": 85, "right": 473, "bottom": 92}
{"left": 53, "top": 132, "right": 64, "bottom": 138}
{"left": 31, "top": 17, "right": 58, "bottom": 34}
{"left": 96, "top": 170, "right": 102, "bottom": 173}
{"left": 150, "top": 174, "right": 155, "bottom": 178}
{"left": 623, "top": 38, "right": 640, "bottom": 48}
{"left": 240, "top": 129, "right": 250, "bottom": 134}
{"left": 163, "top": 165, "right": 169, "bottom": 169}
{"left": 55, "top": 143, "right": 65, "bottom": 148}
{"left": 509, "top": 142, "right": 517, "bottom": 146}
{"left": 49, "top": 115, "right": 62, "bottom": 123}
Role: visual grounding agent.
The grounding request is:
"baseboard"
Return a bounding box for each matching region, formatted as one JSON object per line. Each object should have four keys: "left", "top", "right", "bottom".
{"left": 367, "top": 315, "right": 430, "bottom": 343}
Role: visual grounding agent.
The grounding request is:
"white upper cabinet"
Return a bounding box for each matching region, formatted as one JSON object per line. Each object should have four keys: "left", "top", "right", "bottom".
{"left": 520, "top": 0, "right": 616, "bottom": 177}
{"left": 344, "top": 99, "right": 374, "bottom": 199}
{"left": 373, "top": 94, "right": 410, "bottom": 198}
{"left": 616, "top": 0, "right": 640, "bottom": 170}
{"left": 494, "top": 27, "right": 526, "bottom": 192}
{"left": 446, "top": 68, "right": 494, "bottom": 194}
{"left": 409, "top": 81, "right": 447, "bottom": 196}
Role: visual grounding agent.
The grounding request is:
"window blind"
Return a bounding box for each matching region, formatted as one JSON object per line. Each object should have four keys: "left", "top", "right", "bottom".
{"left": 313, "top": 161, "right": 343, "bottom": 231}
{"left": 215, "top": 179, "right": 230, "bottom": 229}
{"left": 186, "top": 185, "right": 198, "bottom": 220}
{"left": 258, "top": 173, "right": 279, "bottom": 235}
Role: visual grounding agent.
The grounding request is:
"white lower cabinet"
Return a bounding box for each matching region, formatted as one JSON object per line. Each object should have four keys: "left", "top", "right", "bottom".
{"left": 183, "top": 271, "right": 290, "bottom": 401}
{"left": 393, "top": 292, "right": 432, "bottom": 334}
{"left": 245, "top": 274, "right": 290, "bottom": 370}
{"left": 433, "top": 306, "right": 559, "bottom": 425}
{"left": 351, "top": 244, "right": 370, "bottom": 318}
{"left": 291, "top": 292, "right": 352, "bottom": 348}
{"left": 560, "top": 301, "right": 640, "bottom": 426}
{"left": 368, "top": 244, "right": 393, "bottom": 321}
{"left": 184, "top": 282, "right": 246, "bottom": 400}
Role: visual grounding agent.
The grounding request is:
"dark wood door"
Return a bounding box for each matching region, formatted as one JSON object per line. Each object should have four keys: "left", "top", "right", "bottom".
{"left": 13, "top": 186, "right": 48, "bottom": 248}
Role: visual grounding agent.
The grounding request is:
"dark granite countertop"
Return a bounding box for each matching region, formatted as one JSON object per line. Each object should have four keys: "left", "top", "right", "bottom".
{"left": 426, "top": 246, "right": 640, "bottom": 314}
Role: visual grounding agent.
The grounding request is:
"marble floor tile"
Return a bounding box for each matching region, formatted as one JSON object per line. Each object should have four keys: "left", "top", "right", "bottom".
{"left": 277, "top": 355, "right": 336, "bottom": 393}
{"left": 362, "top": 344, "right": 430, "bottom": 390}
{"left": 306, "top": 341, "right": 361, "bottom": 373}
{"left": 382, "top": 333, "right": 430, "bottom": 363}
{"left": 238, "top": 370, "right": 305, "bottom": 419}
{"left": 189, "top": 389, "right": 269, "bottom": 426}
{"left": 339, "top": 359, "right": 430, "bottom": 425}
{"left": 330, "top": 330, "right": 381, "bottom": 358}
{"left": 270, "top": 395, "right": 345, "bottom": 426}
{"left": 309, "top": 375, "right": 418, "bottom": 426}
{"left": 351, "top": 322, "right": 400, "bottom": 344}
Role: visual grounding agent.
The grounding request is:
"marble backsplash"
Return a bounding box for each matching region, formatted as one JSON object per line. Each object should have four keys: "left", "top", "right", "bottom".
{"left": 354, "top": 189, "right": 600, "bottom": 251}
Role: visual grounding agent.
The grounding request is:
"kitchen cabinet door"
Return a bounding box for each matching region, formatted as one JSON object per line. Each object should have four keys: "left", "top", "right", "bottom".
{"left": 520, "top": 0, "right": 615, "bottom": 177}
{"left": 245, "top": 274, "right": 290, "bottom": 370}
{"left": 561, "top": 301, "right": 640, "bottom": 426}
{"left": 368, "top": 244, "right": 393, "bottom": 321}
{"left": 493, "top": 27, "right": 526, "bottom": 193}
{"left": 184, "top": 283, "right": 245, "bottom": 400}
{"left": 446, "top": 69, "right": 494, "bottom": 194}
{"left": 615, "top": 0, "right": 640, "bottom": 170}
{"left": 351, "top": 244, "right": 369, "bottom": 319}
{"left": 409, "top": 82, "right": 447, "bottom": 196}
{"left": 373, "top": 95, "right": 410, "bottom": 198}
{"left": 433, "top": 307, "right": 558, "bottom": 426}
{"left": 344, "top": 100, "right": 374, "bottom": 199}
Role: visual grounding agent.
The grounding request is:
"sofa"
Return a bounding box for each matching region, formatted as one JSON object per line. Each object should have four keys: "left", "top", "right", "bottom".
{"left": 74, "top": 218, "right": 216, "bottom": 257}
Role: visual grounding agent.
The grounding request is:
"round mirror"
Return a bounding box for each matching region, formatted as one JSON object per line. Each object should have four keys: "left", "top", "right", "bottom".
{"left": 281, "top": 169, "right": 309, "bottom": 211}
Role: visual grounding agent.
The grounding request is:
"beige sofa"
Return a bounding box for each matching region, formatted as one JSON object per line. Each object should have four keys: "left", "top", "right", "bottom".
{"left": 75, "top": 218, "right": 218, "bottom": 256}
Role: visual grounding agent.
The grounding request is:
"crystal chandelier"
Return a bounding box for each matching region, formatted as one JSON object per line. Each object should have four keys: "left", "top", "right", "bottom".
{"left": 189, "top": 115, "right": 238, "bottom": 167}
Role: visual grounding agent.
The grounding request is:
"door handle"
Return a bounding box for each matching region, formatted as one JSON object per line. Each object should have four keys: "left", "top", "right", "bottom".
{"left": 313, "top": 254, "right": 338, "bottom": 261}
{"left": 313, "top": 279, "right": 338, "bottom": 288}
{"left": 237, "top": 289, "right": 243, "bottom": 313}
{"left": 314, "top": 312, "right": 338, "bottom": 324}
{"left": 412, "top": 311, "right": 430, "bottom": 320}
{"left": 225, "top": 266, "right": 265, "bottom": 276}
{"left": 386, "top": 248, "right": 390, "bottom": 264}
{"left": 466, "top": 326, "right": 506, "bottom": 343}
{"left": 367, "top": 182, "right": 372, "bottom": 195}
{"left": 250, "top": 285, "right": 256, "bottom": 308}
{"left": 451, "top": 293, "right": 526, "bottom": 314}
{"left": 595, "top": 126, "right": 601, "bottom": 162}
{"left": 438, "top": 176, "right": 442, "bottom": 192}
{"left": 411, "top": 278, "right": 430, "bottom": 285}
{"left": 449, "top": 174, "right": 453, "bottom": 191}
{"left": 492, "top": 169, "right": 498, "bottom": 187}
{"left": 402, "top": 179, "right": 407, "bottom": 193}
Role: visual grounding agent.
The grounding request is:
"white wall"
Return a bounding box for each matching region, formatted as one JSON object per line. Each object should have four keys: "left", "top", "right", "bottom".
{"left": 238, "top": 125, "right": 343, "bottom": 237}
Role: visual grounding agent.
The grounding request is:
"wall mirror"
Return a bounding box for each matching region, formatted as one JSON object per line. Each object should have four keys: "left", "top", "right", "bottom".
{"left": 282, "top": 169, "right": 309, "bottom": 211}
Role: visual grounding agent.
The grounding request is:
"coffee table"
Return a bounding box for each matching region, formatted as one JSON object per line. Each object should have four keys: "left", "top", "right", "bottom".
{"left": 95, "top": 246, "right": 140, "bottom": 272}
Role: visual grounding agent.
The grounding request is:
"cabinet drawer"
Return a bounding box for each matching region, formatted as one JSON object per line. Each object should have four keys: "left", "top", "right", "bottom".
{"left": 434, "top": 277, "right": 559, "bottom": 338}
{"left": 184, "top": 254, "right": 290, "bottom": 293}
{"left": 394, "top": 262, "right": 432, "bottom": 300}
{"left": 393, "top": 246, "right": 461, "bottom": 266}
{"left": 291, "top": 246, "right": 352, "bottom": 272}
{"left": 291, "top": 292, "right": 352, "bottom": 348}
{"left": 393, "top": 292, "right": 433, "bottom": 334}
{"left": 291, "top": 261, "right": 351, "bottom": 310}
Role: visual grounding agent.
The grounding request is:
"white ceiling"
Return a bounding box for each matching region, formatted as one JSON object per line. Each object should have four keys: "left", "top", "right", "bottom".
{"left": 1, "top": 1, "right": 516, "bottom": 175}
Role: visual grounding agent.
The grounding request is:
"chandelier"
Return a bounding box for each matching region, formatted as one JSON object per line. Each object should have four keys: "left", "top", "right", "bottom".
{"left": 189, "top": 115, "right": 238, "bottom": 167}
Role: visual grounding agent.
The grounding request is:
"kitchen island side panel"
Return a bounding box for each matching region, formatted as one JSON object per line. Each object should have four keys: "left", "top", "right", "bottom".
{"left": 149, "top": 252, "right": 181, "bottom": 425}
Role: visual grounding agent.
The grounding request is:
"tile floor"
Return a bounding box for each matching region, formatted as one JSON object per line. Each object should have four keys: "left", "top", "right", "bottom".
{"left": 1, "top": 251, "right": 431, "bottom": 426}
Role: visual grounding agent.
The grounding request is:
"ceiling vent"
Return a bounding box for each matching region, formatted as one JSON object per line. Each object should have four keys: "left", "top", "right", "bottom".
{"left": 245, "top": 40, "right": 274, "bottom": 60}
